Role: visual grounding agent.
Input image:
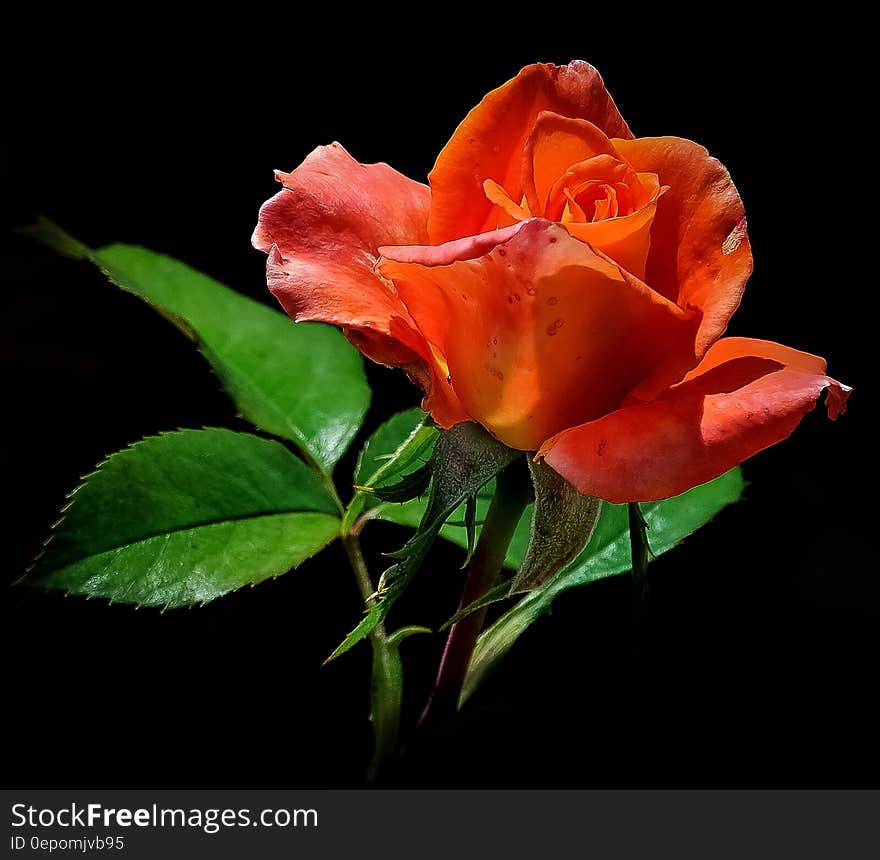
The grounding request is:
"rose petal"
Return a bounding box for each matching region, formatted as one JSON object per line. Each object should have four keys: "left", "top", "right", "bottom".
{"left": 563, "top": 197, "right": 661, "bottom": 280}
{"left": 613, "top": 136, "right": 753, "bottom": 356}
{"left": 379, "top": 219, "right": 698, "bottom": 451}
{"left": 546, "top": 156, "right": 665, "bottom": 278}
{"left": 521, "top": 111, "right": 620, "bottom": 215}
{"left": 482, "top": 178, "right": 531, "bottom": 226}
{"left": 543, "top": 155, "right": 635, "bottom": 221}
{"left": 380, "top": 222, "right": 521, "bottom": 267}
{"left": 428, "top": 61, "right": 633, "bottom": 244}
{"left": 540, "top": 337, "right": 851, "bottom": 502}
{"left": 253, "top": 142, "right": 428, "bottom": 328}
{"left": 253, "top": 142, "right": 468, "bottom": 426}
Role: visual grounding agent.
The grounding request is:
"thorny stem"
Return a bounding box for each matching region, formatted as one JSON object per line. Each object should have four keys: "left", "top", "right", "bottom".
{"left": 418, "top": 464, "right": 531, "bottom": 728}
{"left": 341, "top": 533, "right": 384, "bottom": 630}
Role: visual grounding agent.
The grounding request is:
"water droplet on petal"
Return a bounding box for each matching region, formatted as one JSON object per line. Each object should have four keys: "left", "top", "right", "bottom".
{"left": 547, "top": 296, "right": 558, "bottom": 306}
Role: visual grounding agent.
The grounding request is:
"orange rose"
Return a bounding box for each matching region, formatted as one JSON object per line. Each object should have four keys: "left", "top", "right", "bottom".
{"left": 253, "top": 61, "right": 849, "bottom": 502}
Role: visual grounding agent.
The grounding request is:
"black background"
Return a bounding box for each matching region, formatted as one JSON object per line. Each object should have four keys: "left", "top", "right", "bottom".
{"left": 2, "top": 18, "right": 876, "bottom": 787}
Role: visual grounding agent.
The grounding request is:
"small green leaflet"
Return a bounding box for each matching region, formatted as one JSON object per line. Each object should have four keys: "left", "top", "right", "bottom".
{"left": 24, "top": 218, "right": 369, "bottom": 472}
{"left": 342, "top": 409, "right": 438, "bottom": 534}
{"left": 460, "top": 467, "right": 746, "bottom": 704}
{"left": 25, "top": 429, "right": 341, "bottom": 607}
{"left": 354, "top": 409, "right": 435, "bottom": 488}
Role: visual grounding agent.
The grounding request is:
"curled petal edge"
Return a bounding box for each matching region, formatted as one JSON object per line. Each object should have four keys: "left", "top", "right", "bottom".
{"left": 538, "top": 337, "right": 851, "bottom": 503}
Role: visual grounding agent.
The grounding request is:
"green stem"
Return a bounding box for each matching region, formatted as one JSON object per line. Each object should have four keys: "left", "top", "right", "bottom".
{"left": 366, "top": 632, "right": 403, "bottom": 782}
{"left": 341, "top": 533, "right": 382, "bottom": 620}
{"left": 418, "top": 464, "right": 531, "bottom": 727}
{"left": 306, "top": 463, "right": 401, "bottom": 779}
{"left": 341, "top": 533, "right": 399, "bottom": 780}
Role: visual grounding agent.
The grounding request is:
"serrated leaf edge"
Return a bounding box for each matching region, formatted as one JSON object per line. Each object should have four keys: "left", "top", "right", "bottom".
{"left": 20, "top": 427, "right": 339, "bottom": 590}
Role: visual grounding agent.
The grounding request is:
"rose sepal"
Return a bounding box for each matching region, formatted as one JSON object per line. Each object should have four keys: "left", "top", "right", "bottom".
{"left": 509, "top": 460, "right": 602, "bottom": 593}
{"left": 326, "top": 423, "right": 521, "bottom": 661}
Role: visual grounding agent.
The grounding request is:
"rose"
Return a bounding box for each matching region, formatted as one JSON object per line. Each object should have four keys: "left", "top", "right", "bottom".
{"left": 253, "top": 61, "right": 849, "bottom": 502}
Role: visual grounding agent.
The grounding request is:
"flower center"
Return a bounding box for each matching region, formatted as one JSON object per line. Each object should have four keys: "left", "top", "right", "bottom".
{"left": 561, "top": 180, "right": 625, "bottom": 222}
{"left": 544, "top": 154, "right": 644, "bottom": 224}
{"left": 483, "top": 153, "right": 658, "bottom": 232}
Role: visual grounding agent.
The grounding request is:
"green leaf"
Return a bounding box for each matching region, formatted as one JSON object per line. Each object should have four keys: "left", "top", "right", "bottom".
{"left": 369, "top": 462, "right": 433, "bottom": 504}
{"left": 27, "top": 219, "right": 369, "bottom": 472}
{"left": 25, "top": 429, "right": 341, "bottom": 607}
{"left": 354, "top": 409, "right": 434, "bottom": 487}
{"left": 342, "top": 409, "right": 437, "bottom": 534}
{"left": 461, "top": 467, "right": 746, "bottom": 704}
{"left": 328, "top": 423, "right": 520, "bottom": 661}
{"left": 509, "top": 460, "right": 602, "bottom": 593}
